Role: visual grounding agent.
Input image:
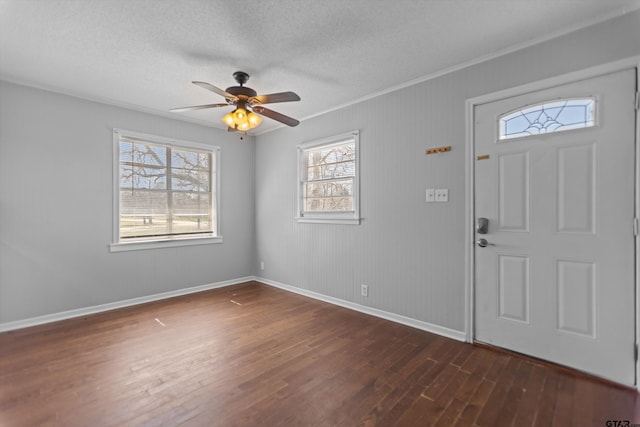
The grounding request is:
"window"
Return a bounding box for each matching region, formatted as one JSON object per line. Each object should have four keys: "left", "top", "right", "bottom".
{"left": 297, "top": 131, "right": 360, "bottom": 224}
{"left": 498, "top": 98, "right": 596, "bottom": 141}
{"left": 111, "top": 129, "right": 221, "bottom": 251}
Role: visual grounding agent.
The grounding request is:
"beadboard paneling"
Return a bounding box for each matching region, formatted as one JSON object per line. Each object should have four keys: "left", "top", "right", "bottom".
{"left": 255, "top": 10, "right": 640, "bottom": 333}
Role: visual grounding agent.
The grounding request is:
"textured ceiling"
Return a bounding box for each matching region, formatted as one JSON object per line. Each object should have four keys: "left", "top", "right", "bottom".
{"left": 1, "top": 0, "right": 639, "bottom": 134}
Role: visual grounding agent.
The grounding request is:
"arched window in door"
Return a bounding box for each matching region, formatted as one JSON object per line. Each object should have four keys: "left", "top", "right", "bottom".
{"left": 498, "top": 98, "right": 596, "bottom": 141}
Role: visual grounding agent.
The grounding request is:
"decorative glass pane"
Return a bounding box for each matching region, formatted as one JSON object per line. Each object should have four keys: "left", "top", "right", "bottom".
{"left": 499, "top": 98, "right": 595, "bottom": 141}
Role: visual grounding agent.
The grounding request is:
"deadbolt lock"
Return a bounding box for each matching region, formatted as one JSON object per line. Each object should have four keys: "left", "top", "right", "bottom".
{"left": 477, "top": 217, "right": 489, "bottom": 234}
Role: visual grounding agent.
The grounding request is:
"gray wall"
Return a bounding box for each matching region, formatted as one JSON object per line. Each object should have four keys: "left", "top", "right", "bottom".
{"left": 0, "top": 82, "right": 256, "bottom": 323}
{"left": 254, "top": 10, "right": 640, "bottom": 332}
{"left": 1, "top": 10, "right": 638, "bottom": 330}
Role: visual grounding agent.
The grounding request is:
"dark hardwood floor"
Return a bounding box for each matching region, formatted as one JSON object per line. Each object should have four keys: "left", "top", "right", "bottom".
{"left": 1, "top": 281, "right": 638, "bottom": 426}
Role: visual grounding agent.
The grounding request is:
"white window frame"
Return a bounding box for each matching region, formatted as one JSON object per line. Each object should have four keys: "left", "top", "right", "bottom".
{"left": 297, "top": 130, "right": 360, "bottom": 225}
{"left": 110, "top": 128, "right": 222, "bottom": 252}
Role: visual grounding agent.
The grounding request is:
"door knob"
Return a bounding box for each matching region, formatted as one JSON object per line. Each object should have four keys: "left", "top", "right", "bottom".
{"left": 476, "top": 238, "right": 489, "bottom": 248}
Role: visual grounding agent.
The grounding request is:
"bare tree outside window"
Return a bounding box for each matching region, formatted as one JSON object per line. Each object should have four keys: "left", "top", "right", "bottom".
{"left": 298, "top": 131, "right": 360, "bottom": 224}
{"left": 116, "top": 131, "right": 218, "bottom": 242}
{"left": 305, "top": 143, "right": 355, "bottom": 212}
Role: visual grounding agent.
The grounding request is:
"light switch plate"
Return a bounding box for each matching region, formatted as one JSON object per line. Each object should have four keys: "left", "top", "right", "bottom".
{"left": 435, "top": 189, "right": 449, "bottom": 202}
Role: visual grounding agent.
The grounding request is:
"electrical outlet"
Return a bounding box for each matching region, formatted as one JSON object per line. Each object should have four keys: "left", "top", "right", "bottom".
{"left": 426, "top": 188, "right": 435, "bottom": 203}
{"left": 435, "top": 189, "right": 449, "bottom": 202}
{"left": 361, "top": 284, "right": 368, "bottom": 297}
{"left": 260, "top": 261, "right": 265, "bottom": 270}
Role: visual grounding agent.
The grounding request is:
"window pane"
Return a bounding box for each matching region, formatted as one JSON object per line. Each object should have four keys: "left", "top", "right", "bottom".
{"left": 171, "top": 168, "right": 210, "bottom": 192}
{"left": 120, "top": 165, "right": 167, "bottom": 190}
{"left": 306, "top": 143, "right": 356, "bottom": 182}
{"left": 304, "top": 196, "right": 353, "bottom": 212}
{"left": 120, "top": 141, "right": 166, "bottom": 167}
{"left": 117, "top": 131, "right": 217, "bottom": 241}
{"left": 298, "top": 131, "right": 359, "bottom": 221}
{"left": 304, "top": 179, "right": 353, "bottom": 212}
{"left": 308, "top": 144, "right": 356, "bottom": 164}
{"left": 120, "top": 140, "right": 167, "bottom": 189}
{"left": 120, "top": 190, "right": 169, "bottom": 238}
{"left": 499, "top": 98, "right": 595, "bottom": 140}
{"left": 171, "top": 148, "right": 209, "bottom": 170}
{"left": 307, "top": 160, "right": 355, "bottom": 180}
{"left": 172, "top": 192, "right": 213, "bottom": 234}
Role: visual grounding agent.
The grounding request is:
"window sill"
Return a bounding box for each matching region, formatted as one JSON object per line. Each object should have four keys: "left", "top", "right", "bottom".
{"left": 296, "top": 217, "right": 360, "bottom": 225}
{"left": 109, "top": 236, "right": 223, "bottom": 252}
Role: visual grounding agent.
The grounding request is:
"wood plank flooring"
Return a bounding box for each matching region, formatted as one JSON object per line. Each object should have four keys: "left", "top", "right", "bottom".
{"left": 1, "top": 281, "right": 638, "bottom": 426}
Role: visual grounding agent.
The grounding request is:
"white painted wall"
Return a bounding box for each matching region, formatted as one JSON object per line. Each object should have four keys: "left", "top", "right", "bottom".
{"left": 254, "top": 10, "right": 640, "bottom": 333}
{"left": 0, "top": 82, "right": 256, "bottom": 323}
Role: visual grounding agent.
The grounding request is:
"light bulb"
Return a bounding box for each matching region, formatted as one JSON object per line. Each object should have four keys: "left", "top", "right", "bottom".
{"left": 233, "top": 107, "right": 247, "bottom": 125}
{"left": 237, "top": 121, "right": 250, "bottom": 131}
{"left": 247, "top": 112, "right": 262, "bottom": 128}
{"left": 222, "top": 112, "right": 235, "bottom": 127}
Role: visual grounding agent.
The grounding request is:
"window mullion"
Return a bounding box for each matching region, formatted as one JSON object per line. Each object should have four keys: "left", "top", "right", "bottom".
{"left": 166, "top": 147, "right": 173, "bottom": 236}
{"left": 305, "top": 175, "right": 355, "bottom": 184}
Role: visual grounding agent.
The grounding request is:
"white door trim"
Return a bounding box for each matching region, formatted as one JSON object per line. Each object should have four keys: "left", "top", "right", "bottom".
{"left": 464, "top": 56, "right": 640, "bottom": 386}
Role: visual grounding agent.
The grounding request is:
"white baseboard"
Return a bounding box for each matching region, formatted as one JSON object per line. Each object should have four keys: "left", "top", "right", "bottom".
{"left": 257, "top": 277, "right": 467, "bottom": 342}
{"left": 0, "top": 276, "right": 255, "bottom": 332}
{"left": 1, "top": 275, "right": 467, "bottom": 344}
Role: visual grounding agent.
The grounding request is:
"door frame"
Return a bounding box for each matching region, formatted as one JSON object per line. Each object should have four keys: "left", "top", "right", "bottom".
{"left": 464, "top": 56, "right": 640, "bottom": 386}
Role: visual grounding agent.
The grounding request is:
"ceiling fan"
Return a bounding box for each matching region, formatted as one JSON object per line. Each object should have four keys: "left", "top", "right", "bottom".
{"left": 170, "top": 71, "right": 300, "bottom": 132}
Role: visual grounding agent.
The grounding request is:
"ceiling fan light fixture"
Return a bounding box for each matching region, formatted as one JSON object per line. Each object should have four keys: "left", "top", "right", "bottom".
{"left": 176, "top": 72, "right": 300, "bottom": 131}
{"left": 222, "top": 107, "right": 261, "bottom": 131}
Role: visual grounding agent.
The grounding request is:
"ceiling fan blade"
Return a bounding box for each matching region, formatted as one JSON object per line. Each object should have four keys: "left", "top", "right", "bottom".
{"left": 252, "top": 106, "right": 300, "bottom": 127}
{"left": 192, "top": 81, "right": 238, "bottom": 101}
{"left": 250, "top": 91, "right": 300, "bottom": 105}
{"left": 227, "top": 126, "right": 237, "bottom": 132}
{"left": 170, "top": 103, "right": 229, "bottom": 112}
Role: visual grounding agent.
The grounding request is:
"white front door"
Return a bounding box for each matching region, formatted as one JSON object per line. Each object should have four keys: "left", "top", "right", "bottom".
{"left": 474, "top": 69, "right": 637, "bottom": 385}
